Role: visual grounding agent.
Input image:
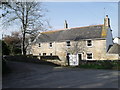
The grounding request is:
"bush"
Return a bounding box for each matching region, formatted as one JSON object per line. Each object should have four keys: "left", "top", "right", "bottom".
{"left": 2, "top": 40, "right": 10, "bottom": 55}
{"left": 13, "top": 47, "right": 22, "bottom": 55}
{"left": 101, "top": 61, "right": 113, "bottom": 69}
{"left": 79, "top": 60, "right": 119, "bottom": 70}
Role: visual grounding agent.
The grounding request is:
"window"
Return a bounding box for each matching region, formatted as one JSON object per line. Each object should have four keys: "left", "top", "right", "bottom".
{"left": 49, "top": 43, "right": 52, "bottom": 47}
{"left": 86, "top": 53, "right": 93, "bottom": 59}
{"left": 43, "top": 53, "right": 46, "bottom": 56}
{"left": 39, "top": 43, "right": 41, "bottom": 47}
{"left": 66, "top": 41, "right": 71, "bottom": 46}
{"left": 50, "top": 53, "right": 52, "bottom": 56}
{"left": 39, "top": 53, "right": 41, "bottom": 56}
{"left": 87, "top": 40, "right": 92, "bottom": 47}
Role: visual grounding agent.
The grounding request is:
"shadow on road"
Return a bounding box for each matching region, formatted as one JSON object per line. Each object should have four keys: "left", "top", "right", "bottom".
{"left": 2, "top": 56, "right": 119, "bottom": 88}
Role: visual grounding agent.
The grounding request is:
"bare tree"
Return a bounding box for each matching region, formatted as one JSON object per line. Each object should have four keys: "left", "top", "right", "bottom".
{"left": 61, "top": 41, "right": 86, "bottom": 65}
{"left": 3, "top": 31, "right": 22, "bottom": 55}
{"left": 67, "top": 41, "right": 86, "bottom": 55}
{"left": 1, "top": 1, "right": 50, "bottom": 55}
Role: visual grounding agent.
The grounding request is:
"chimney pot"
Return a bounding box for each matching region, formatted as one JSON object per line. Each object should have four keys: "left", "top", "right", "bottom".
{"left": 104, "top": 15, "right": 110, "bottom": 27}
{"left": 64, "top": 20, "right": 68, "bottom": 29}
{"left": 106, "top": 15, "right": 108, "bottom": 17}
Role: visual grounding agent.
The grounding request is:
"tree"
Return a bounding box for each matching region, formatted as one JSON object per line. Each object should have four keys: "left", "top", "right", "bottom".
{"left": 1, "top": 1, "right": 50, "bottom": 55}
{"left": 66, "top": 41, "right": 86, "bottom": 55}
{"left": 61, "top": 41, "right": 86, "bottom": 65}
{"left": 3, "top": 31, "right": 22, "bottom": 55}
{"left": 1, "top": 40, "right": 10, "bottom": 55}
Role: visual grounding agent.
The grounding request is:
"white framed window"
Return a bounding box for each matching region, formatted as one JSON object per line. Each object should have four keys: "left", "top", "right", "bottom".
{"left": 43, "top": 53, "right": 46, "bottom": 56}
{"left": 50, "top": 53, "right": 52, "bottom": 56}
{"left": 86, "top": 53, "right": 93, "bottom": 60}
{"left": 49, "top": 42, "right": 52, "bottom": 48}
{"left": 86, "top": 40, "right": 92, "bottom": 47}
{"left": 39, "top": 53, "right": 41, "bottom": 56}
{"left": 39, "top": 43, "right": 41, "bottom": 47}
{"left": 66, "top": 40, "right": 71, "bottom": 47}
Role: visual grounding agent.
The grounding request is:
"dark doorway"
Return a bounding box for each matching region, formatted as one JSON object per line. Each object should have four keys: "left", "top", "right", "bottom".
{"left": 66, "top": 53, "right": 70, "bottom": 66}
{"left": 78, "top": 54, "right": 82, "bottom": 65}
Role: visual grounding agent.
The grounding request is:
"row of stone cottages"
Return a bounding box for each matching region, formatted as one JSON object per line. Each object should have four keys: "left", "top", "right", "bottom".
{"left": 26, "top": 15, "right": 120, "bottom": 66}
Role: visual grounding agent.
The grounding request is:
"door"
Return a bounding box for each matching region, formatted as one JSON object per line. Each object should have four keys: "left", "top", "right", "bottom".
{"left": 78, "top": 54, "right": 82, "bottom": 65}
{"left": 66, "top": 53, "right": 70, "bottom": 66}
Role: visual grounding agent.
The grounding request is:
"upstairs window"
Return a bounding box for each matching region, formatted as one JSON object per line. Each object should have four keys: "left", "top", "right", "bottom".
{"left": 86, "top": 53, "right": 93, "bottom": 60}
{"left": 39, "top": 43, "right": 41, "bottom": 47}
{"left": 87, "top": 40, "right": 92, "bottom": 47}
{"left": 66, "top": 40, "right": 71, "bottom": 46}
{"left": 49, "top": 43, "right": 52, "bottom": 48}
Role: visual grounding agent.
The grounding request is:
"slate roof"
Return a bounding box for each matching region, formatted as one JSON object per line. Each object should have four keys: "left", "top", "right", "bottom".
{"left": 108, "top": 44, "right": 120, "bottom": 54}
{"left": 35, "top": 24, "right": 105, "bottom": 43}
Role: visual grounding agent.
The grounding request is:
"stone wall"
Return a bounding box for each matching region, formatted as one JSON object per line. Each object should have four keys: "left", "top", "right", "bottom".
{"left": 30, "top": 39, "right": 119, "bottom": 65}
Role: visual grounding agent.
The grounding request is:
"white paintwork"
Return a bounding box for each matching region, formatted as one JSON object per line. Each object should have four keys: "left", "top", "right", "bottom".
{"left": 69, "top": 55, "right": 79, "bottom": 66}
{"left": 113, "top": 37, "right": 120, "bottom": 44}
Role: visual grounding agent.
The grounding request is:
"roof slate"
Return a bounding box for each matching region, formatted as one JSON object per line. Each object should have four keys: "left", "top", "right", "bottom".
{"left": 108, "top": 44, "right": 120, "bottom": 54}
{"left": 35, "top": 25, "right": 104, "bottom": 43}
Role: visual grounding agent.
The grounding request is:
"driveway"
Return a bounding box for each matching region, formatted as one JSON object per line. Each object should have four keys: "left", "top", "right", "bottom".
{"left": 2, "top": 61, "right": 119, "bottom": 88}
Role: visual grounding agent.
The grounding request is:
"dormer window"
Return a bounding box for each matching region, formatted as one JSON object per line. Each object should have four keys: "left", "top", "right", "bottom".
{"left": 49, "top": 42, "right": 52, "bottom": 48}
{"left": 66, "top": 40, "right": 71, "bottom": 46}
{"left": 87, "top": 40, "right": 92, "bottom": 47}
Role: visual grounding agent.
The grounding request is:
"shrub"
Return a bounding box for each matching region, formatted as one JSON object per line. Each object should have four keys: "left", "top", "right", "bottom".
{"left": 13, "top": 47, "right": 22, "bottom": 55}
{"left": 2, "top": 40, "right": 10, "bottom": 55}
{"left": 79, "top": 60, "right": 119, "bottom": 70}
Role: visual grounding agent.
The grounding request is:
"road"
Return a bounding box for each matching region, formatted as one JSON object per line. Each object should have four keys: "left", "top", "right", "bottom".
{"left": 2, "top": 61, "right": 119, "bottom": 88}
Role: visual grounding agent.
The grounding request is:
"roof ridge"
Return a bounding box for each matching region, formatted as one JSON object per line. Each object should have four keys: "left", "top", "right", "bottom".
{"left": 41, "top": 24, "right": 103, "bottom": 34}
{"left": 70, "top": 24, "right": 103, "bottom": 29}
{"left": 41, "top": 30, "right": 64, "bottom": 34}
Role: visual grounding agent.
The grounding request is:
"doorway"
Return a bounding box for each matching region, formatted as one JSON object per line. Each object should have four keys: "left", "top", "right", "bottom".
{"left": 66, "top": 53, "right": 70, "bottom": 66}
{"left": 78, "top": 53, "right": 82, "bottom": 65}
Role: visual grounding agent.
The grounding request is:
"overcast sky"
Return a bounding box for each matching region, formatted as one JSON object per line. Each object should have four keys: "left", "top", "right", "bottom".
{"left": 0, "top": 2, "right": 119, "bottom": 39}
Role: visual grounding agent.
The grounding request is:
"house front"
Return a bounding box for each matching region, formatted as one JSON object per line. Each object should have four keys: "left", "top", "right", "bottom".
{"left": 27, "top": 15, "right": 119, "bottom": 66}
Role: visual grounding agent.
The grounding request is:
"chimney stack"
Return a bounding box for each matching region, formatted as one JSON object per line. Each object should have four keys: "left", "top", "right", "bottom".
{"left": 104, "top": 15, "right": 110, "bottom": 27}
{"left": 64, "top": 20, "right": 68, "bottom": 29}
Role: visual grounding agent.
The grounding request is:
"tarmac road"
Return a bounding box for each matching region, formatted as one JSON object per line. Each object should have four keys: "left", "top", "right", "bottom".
{"left": 2, "top": 61, "right": 119, "bottom": 88}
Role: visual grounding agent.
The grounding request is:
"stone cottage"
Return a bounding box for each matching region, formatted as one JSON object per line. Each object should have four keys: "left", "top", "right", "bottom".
{"left": 27, "top": 15, "right": 119, "bottom": 66}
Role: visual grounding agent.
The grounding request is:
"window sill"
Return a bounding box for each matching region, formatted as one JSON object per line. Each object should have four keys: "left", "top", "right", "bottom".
{"left": 87, "top": 46, "right": 92, "bottom": 47}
